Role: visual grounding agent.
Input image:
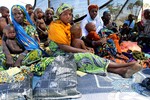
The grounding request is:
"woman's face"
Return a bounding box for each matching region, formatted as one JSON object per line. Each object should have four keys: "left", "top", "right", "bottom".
{"left": 13, "top": 8, "right": 24, "bottom": 24}
{"left": 104, "top": 12, "right": 111, "bottom": 21}
{"left": 60, "top": 9, "right": 72, "bottom": 24}
{"left": 89, "top": 8, "right": 98, "bottom": 19}
{"left": 27, "top": 5, "right": 33, "bottom": 15}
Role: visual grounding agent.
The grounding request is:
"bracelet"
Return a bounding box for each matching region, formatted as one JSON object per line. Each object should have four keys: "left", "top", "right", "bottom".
{"left": 21, "top": 52, "right": 27, "bottom": 56}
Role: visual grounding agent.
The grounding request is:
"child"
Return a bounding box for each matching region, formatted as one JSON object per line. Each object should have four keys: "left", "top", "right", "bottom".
{"left": 44, "top": 8, "right": 54, "bottom": 26}
{"left": 120, "top": 23, "right": 131, "bottom": 41}
{"left": 0, "top": 6, "right": 11, "bottom": 37}
{"left": 3, "top": 25, "right": 28, "bottom": 68}
{"left": 25, "top": 4, "right": 35, "bottom": 24}
{"left": 70, "top": 24, "right": 94, "bottom": 53}
{"left": 85, "top": 23, "right": 119, "bottom": 58}
{"left": 34, "top": 8, "right": 48, "bottom": 43}
{"left": 85, "top": 22, "right": 100, "bottom": 41}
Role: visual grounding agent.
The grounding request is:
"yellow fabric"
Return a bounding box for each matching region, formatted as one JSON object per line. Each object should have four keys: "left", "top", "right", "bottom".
{"left": 48, "top": 20, "right": 71, "bottom": 45}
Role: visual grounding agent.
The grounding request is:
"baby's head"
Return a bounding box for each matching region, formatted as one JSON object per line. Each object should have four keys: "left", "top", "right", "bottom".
{"left": 3, "top": 25, "right": 16, "bottom": 39}
{"left": 0, "top": 6, "right": 9, "bottom": 18}
{"left": 122, "top": 23, "right": 129, "bottom": 29}
{"left": 25, "top": 4, "right": 33, "bottom": 15}
{"left": 70, "top": 24, "right": 82, "bottom": 39}
{"left": 85, "top": 22, "right": 96, "bottom": 32}
{"left": 34, "top": 8, "right": 44, "bottom": 19}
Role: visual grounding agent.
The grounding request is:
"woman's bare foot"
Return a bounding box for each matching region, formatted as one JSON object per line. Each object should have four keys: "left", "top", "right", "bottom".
{"left": 123, "top": 62, "right": 142, "bottom": 78}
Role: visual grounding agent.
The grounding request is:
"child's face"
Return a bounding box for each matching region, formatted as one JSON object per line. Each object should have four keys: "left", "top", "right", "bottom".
{"left": 123, "top": 24, "right": 129, "bottom": 29}
{"left": 6, "top": 27, "right": 16, "bottom": 39}
{"left": 45, "top": 10, "right": 54, "bottom": 20}
{"left": 36, "top": 9, "right": 44, "bottom": 19}
{"left": 27, "top": 5, "right": 33, "bottom": 14}
{"left": 2, "top": 8, "right": 9, "bottom": 18}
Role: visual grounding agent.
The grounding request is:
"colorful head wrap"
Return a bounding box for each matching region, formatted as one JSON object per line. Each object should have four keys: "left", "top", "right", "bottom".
{"left": 45, "top": 8, "right": 54, "bottom": 15}
{"left": 56, "top": 3, "right": 73, "bottom": 18}
{"left": 88, "top": 4, "right": 98, "bottom": 12}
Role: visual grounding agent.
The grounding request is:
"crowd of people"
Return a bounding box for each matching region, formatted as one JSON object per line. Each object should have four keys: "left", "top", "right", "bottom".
{"left": 0, "top": 3, "right": 150, "bottom": 80}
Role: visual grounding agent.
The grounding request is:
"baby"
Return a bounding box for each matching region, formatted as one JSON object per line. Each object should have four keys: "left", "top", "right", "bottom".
{"left": 3, "top": 25, "right": 28, "bottom": 68}
{"left": 70, "top": 24, "right": 94, "bottom": 53}
{"left": 25, "top": 4, "right": 35, "bottom": 24}
{"left": 85, "top": 22, "right": 100, "bottom": 41}
{"left": 34, "top": 8, "right": 48, "bottom": 43}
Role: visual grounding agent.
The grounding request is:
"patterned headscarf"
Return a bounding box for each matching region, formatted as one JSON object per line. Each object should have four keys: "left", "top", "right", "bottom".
{"left": 45, "top": 8, "right": 54, "bottom": 15}
{"left": 88, "top": 4, "right": 98, "bottom": 12}
{"left": 56, "top": 3, "right": 73, "bottom": 18}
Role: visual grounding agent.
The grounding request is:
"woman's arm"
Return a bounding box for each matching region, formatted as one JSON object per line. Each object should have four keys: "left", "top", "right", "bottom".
{"left": 57, "top": 43, "right": 88, "bottom": 53}
{"left": 14, "top": 50, "right": 28, "bottom": 67}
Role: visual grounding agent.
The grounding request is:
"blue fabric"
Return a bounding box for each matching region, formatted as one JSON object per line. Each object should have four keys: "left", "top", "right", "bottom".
{"left": 124, "top": 20, "right": 135, "bottom": 29}
{"left": 32, "top": 76, "right": 41, "bottom": 89}
{"left": 11, "top": 5, "right": 39, "bottom": 50}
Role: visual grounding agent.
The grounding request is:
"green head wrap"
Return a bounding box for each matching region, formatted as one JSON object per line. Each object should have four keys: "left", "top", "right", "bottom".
{"left": 56, "top": 3, "right": 73, "bottom": 18}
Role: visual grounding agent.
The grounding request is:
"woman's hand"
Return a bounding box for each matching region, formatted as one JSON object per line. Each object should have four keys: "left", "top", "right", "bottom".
{"left": 6, "top": 58, "right": 14, "bottom": 67}
{"left": 92, "top": 37, "right": 107, "bottom": 46}
{"left": 86, "top": 47, "right": 95, "bottom": 54}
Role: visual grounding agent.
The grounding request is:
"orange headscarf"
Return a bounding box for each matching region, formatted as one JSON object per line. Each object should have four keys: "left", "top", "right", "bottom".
{"left": 48, "top": 20, "right": 71, "bottom": 45}
{"left": 88, "top": 4, "right": 98, "bottom": 12}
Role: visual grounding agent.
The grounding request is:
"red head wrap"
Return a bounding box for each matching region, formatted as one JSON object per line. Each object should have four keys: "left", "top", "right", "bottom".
{"left": 88, "top": 4, "right": 98, "bottom": 12}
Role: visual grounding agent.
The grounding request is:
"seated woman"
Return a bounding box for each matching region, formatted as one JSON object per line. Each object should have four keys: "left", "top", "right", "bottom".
{"left": 101, "top": 11, "right": 118, "bottom": 33}
{"left": 11, "top": 5, "right": 40, "bottom": 50}
{"left": 101, "top": 11, "right": 121, "bottom": 54}
{"left": 2, "top": 25, "right": 28, "bottom": 68}
{"left": 0, "top": 5, "right": 54, "bottom": 75}
{"left": 137, "top": 9, "right": 150, "bottom": 53}
{"left": 48, "top": 3, "right": 142, "bottom": 78}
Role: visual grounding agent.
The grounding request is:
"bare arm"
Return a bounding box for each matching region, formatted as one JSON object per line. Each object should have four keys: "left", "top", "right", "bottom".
{"left": 0, "top": 18, "right": 7, "bottom": 33}
{"left": 6, "top": 40, "right": 23, "bottom": 54}
{"left": 14, "top": 50, "right": 28, "bottom": 67}
{"left": 80, "top": 40, "right": 87, "bottom": 50}
{"left": 57, "top": 43, "right": 88, "bottom": 53}
{"left": 2, "top": 37, "right": 14, "bottom": 67}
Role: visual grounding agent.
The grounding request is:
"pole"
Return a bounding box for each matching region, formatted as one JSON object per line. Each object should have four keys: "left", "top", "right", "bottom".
{"left": 87, "top": 0, "right": 90, "bottom": 5}
{"left": 48, "top": 0, "right": 50, "bottom": 8}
